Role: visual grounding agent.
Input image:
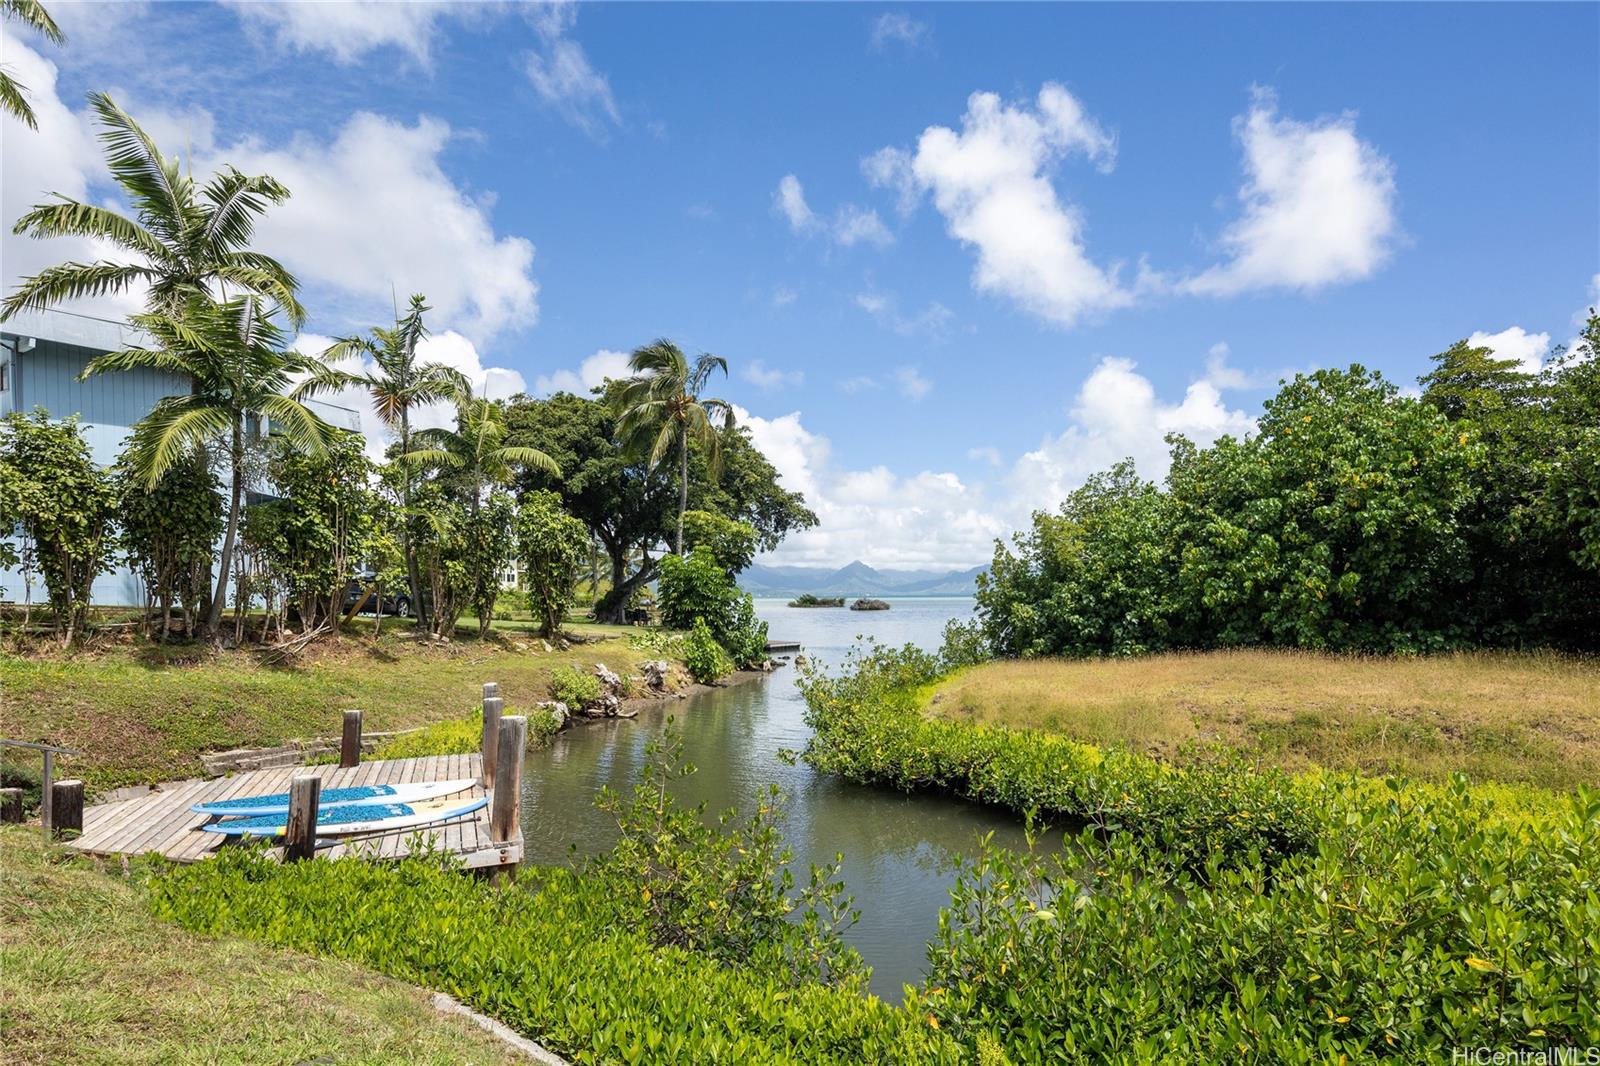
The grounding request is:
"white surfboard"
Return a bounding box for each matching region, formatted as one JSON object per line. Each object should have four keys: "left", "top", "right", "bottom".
{"left": 200, "top": 795, "right": 489, "bottom": 837}
{"left": 192, "top": 778, "right": 476, "bottom": 818}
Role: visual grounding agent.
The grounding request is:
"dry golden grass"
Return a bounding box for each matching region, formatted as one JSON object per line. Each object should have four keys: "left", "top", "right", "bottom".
{"left": 926, "top": 650, "right": 1600, "bottom": 790}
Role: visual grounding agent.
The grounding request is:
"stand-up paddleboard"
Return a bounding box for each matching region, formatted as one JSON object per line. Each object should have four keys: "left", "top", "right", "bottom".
{"left": 200, "top": 795, "right": 489, "bottom": 837}
{"left": 191, "top": 779, "right": 476, "bottom": 817}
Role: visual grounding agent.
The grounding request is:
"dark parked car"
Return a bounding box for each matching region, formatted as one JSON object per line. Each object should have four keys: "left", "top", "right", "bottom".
{"left": 342, "top": 573, "right": 412, "bottom": 618}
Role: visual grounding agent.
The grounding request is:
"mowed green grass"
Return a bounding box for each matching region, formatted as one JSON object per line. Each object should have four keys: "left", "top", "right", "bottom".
{"left": 0, "top": 828, "right": 525, "bottom": 1066}
{"left": 924, "top": 650, "right": 1600, "bottom": 790}
{"left": 0, "top": 619, "right": 666, "bottom": 793}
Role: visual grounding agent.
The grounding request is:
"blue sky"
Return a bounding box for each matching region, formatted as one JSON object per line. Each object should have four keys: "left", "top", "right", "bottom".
{"left": 3, "top": 1, "right": 1596, "bottom": 568}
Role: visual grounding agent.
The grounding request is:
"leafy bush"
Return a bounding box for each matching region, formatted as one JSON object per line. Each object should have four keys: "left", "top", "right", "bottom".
{"left": 975, "top": 362, "right": 1600, "bottom": 657}
{"left": 801, "top": 642, "right": 1315, "bottom": 869}
{"left": 373, "top": 712, "right": 483, "bottom": 759}
{"left": 591, "top": 728, "right": 864, "bottom": 988}
{"left": 548, "top": 664, "right": 602, "bottom": 708}
{"left": 0, "top": 758, "right": 42, "bottom": 814}
{"left": 683, "top": 618, "right": 731, "bottom": 684}
{"left": 628, "top": 629, "right": 686, "bottom": 658}
{"left": 517, "top": 489, "right": 589, "bottom": 637}
{"left": 528, "top": 703, "right": 565, "bottom": 745}
{"left": 659, "top": 545, "right": 768, "bottom": 668}
{"left": 680, "top": 509, "right": 759, "bottom": 574}
{"left": 920, "top": 782, "right": 1600, "bottom": 1060}
{"left": 937, "top": 619, "right": 990, "bottom": 670}
{"left": 150, "top": 796, "right": 959, "bottom": 1066}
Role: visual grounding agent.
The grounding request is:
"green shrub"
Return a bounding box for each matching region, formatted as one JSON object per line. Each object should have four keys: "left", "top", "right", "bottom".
{"left": 373, "top": 712, "right": 483, "bottom": 759}
{"left": 548, "top": 664, "right": 601, "bottom": 707}
{"left": 683, "top": 618, "right": 732, "bottom": 684}
{"left": 528, "top": 703, "right": 565, "bottom": 745}
{"left": 800, "top": 641, "right": 1312, "bottom": 868}
{"left": 591, "top": 727, "right": 863, "bottom": 988}
{"left": 919, "top": 782, "right": 1600, "bottom": 1060}
{"left": 149, "top": 787, "right": 960, "bottom": 1066}
{"left": 0, "top": 757, "right": 42, "bottom": 813}
{"left": 658, "top": 545, "right": 768, "bottom": 668}
{"left": 628, "top": 629, "right": 686, "bottom": 658}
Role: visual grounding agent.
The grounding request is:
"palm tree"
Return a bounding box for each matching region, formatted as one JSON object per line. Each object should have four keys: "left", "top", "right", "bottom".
{"left": 1, "top": 91, "right": 303, "bottom": 325}
{"left": 83, "top": 295, "right": 346, "bottom": 640}
{"left": 612, "top": 340, "right": 735, "bottom": 555}
{"left": 404, "top": 391, "right": 558, "bottom": 638}
{"left": 0, "top": 0, "right": 63, "bottom": 129}
{"left": 324, "top": 295, "right": 467, "bottom": 631}
{"left": 404, "top": 390, "right": 559, "bottom": 506}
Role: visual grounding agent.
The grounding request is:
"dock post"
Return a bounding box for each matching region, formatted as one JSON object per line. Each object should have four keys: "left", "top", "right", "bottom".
{"left": 284, "top": 774, "right": 321, "bottom": 862}
{"left": 490, "top": 715, "right": 525, "bottom": 845}
{"left": 480, "top": 694, "right": 504, "bottom": 790}
{"left": 39, "top": 748, "right": 53, "bottom": 837}
{"left": 49, "top": 780, "right": 83, "bottom": 840}
{"left": 340, "top": 709, "right": 363, "bottom": 769}
{"left": 482, "top": 681, "right": 498, "bottom": 700}
{"left": 1, "top": 787, "right": 23, "bottom": 824}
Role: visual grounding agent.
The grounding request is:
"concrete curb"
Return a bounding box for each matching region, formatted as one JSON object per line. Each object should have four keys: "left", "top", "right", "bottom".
{"left": 430, "top": 993, "right": 569, "bottom": 1065}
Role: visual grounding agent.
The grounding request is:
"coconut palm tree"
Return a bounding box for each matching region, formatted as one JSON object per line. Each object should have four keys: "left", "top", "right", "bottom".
{"left": 612, "top": 340, "right": 735, "bottom": 555}
{"left": 323, "top": 295, "right": 467, "bottom": 631}
{"left": 0, "top": 0, "right": 63, "bottom": 129}
{"left": 1, "top": 91, "right": 303, "bottom": 325}
{"left": 83, "top": 295, "right": 346, "bottom": 640}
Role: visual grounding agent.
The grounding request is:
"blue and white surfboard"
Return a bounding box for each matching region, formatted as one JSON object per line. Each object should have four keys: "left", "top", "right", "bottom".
{"left": 192, "top": 778, "right": 476, "bottom": 817}
{"left": 200, "top": 795, "right": 490, "bottom": 837}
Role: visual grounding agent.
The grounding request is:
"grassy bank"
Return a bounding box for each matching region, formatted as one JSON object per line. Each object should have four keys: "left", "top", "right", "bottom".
{"left": 0, "top": 620, "right": 675, "bottom": 793}
{"left": 923, "top": 649, "right": 1600, "bottom": 790}
{"left": 0, "top": 828, "right": 527, "bottom": 1065}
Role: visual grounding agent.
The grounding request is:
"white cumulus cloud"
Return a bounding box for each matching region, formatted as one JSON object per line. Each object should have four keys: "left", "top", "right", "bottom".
{"left": 535, "top": 348, "right": 632, "bottom": 395}
{"left": 1182, "top": 90, "right": 1398, "bottom": 296}
{"left": 1007, "top": 355, "right": 1256, "bottom": 514}
{"left": 870, "top": 83, "right": 1129, "bottom": 327}
{"left": 1468, "top": 326, "right": 1550, "bottom": 375}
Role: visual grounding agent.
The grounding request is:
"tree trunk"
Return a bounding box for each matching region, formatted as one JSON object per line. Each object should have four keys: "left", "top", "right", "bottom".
{"left": 675, "top": 434, "right": 688, "bottom": 555}
{"left": 207, "top": 418, "right": 244, "bottom": 642}
{"left": 400, "top": 410, "right": 428, "bottom": 635}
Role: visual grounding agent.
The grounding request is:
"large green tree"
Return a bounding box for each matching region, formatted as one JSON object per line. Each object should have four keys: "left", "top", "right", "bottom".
{"left": 613, "top": 340, "right": 735, "bottom": 556}
{"left": 0, "top": 410, "right": 115, "bottom": 645}
{"left": 85, "top": 296, "right": 345, "bottom": 640}
{"left": 2, "top": 92, "right": 303, "bottom": 324}
{"left": 324, "top": 295, "right": 466, "bottom": 632}
{"left": 504, "top": 388, "right": 678, "bottom": 623}
{"left": 0, "top": 0, "right": 63, "bottom": 129}
{"left": 114, "top": 448, "right": 224, "bottom": 640}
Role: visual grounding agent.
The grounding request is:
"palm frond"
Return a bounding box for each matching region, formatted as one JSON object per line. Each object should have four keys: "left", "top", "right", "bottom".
{"left": 80, "top": 346, "right": 199, "bottom": 381}
{"left": 256, "top": 394, "right": 337, "bottom": 457}
{"left": 127, "top": 396, "right": 232, "bottom": 486}
{"left": 86, "top": 91, "right": 191, "bottom": 229}
{"left": 398, "top": 446, "right": 462, "bottom": 469}
{"left": 0, "top": 70, "right": 38, "bottom": 129}
{"left": 9, "top": 198, "right": 169, "bottom": 261}
{"left": 212, "top": 258, "right": 305, "bottom": 326}
{"left": 200, "top": 168, "right": 291, "bottom": 252}
{"left": 495, "top": 445, "right": 561, "bottom": 477}
{"left": 0, "top": 261, "right": 158, "bottom": 321}
{"left": 4, "top": 0, "right": 65, "bottom": 44}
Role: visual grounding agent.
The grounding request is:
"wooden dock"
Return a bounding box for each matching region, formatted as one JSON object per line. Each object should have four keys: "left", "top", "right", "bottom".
{"left": 66, "top": 753, "right": 521, "bottom": 871}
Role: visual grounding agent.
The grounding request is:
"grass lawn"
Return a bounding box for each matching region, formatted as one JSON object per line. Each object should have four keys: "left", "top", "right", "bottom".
{"left": 924, "top": 649, "right": 1600, "bottom": 790}
{"left": 0, "top": 828, "right": 526, "bottom": 1065}
{"left": 0, "top": 617, "right": 676, "bottom": 794}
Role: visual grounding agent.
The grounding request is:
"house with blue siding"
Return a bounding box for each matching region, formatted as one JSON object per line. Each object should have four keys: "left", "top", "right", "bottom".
{"left": 1, "top": 307, "right": 360, "bottom": 608}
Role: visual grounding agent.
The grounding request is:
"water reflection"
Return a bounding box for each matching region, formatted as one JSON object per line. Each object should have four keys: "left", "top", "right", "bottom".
{"left": 517, "top": 598, "right": 1040, "bottom": 998}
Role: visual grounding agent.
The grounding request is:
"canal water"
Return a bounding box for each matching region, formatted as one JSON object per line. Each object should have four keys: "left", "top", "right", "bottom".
{"left": 516, "top": 597, "right": 1036, "bottom": 999}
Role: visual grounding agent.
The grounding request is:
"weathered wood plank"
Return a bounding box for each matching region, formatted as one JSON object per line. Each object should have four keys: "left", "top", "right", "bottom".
{"left": 284, "top": 775, "right": 320, "bottom": 862}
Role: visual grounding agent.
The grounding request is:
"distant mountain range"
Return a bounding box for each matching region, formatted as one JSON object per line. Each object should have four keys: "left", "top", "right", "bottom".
{"left": 738, "top": 560, "right": 985, "bottom": 598}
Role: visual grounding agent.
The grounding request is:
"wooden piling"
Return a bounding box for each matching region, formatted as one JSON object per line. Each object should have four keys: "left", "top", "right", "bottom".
{"left": 340, "top": 709, "right": 363, "bottom": 769}
{"left": 49, "top": 779, "right": 84, "bottom": 840}
{"left": 0, "top": 787, "right": 22, "bottom": 824}
{"left": 482, "top": 681, "right": 499, "bottom": 700}
{"left": 490, "top": 715, "right": 525, "bottom": 845}
{"left": 284, "top": 774, "right": 321, "bottom": 863}
{"left": 480, "top": 695, "right": 504, "bottom": 790}
{"left": 39, "top": 749, "right": 54, "bottom": 836}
